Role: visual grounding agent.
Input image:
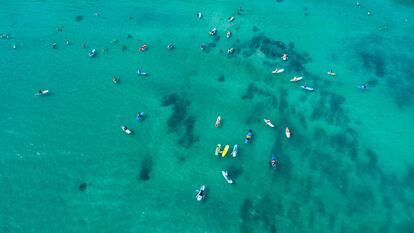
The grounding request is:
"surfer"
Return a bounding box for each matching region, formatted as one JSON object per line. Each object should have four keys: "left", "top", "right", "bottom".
{"left": 136, "top": 112, "right": 145, "bottom": 121}
{"left": 269, "top": 154, "right": 278, "bottom": 168}
{"left": 270, "top": 159, "right": 277, "bottom": 168}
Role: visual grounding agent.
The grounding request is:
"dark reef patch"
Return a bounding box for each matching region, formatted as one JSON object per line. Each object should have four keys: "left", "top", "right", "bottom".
{"left": 177, "top": 116, "right": 199, "bottom": 148}
{"left": 312, "top": 151, "right": 349, "bottom": 192}
{"left": 287, "top": 201, "right": 302, "bottom": 230}
{"left": 354, "top": 36, "right": 414, "bottom": 108}
{"left": 240, "top": 198, "right": 256, "bottom": 233}
{"left": 298, "top": 114, "right": 308, "bottom": 129}
{"left": 234, "top": 33, "right": 311, "bottom": 73}
{"left": 347, "top": 185, "right": 375, "bottom": 214}
{"left": 393, "top": 0, "right": 414, "bottom": 7}
{"left": 256, "top": 195, "right": 278, "bottom": 232}
{"left": 311, "top": 91, "right": 349, "bottom": 126}
{"left": 75, "top": 16, "right": 83, "bottom": 22}
{"left": 313, "top": 128, "right": 327, "bottom": 141}
{"left": 356, "top": 149, "right": 381, "bottom": 178}
{"left": 212, "top": 35, "right": 221, "bottom": 43}
{"left": 78, "top": 182, "right": 87, "bottom": 191}
{"left": 241, "top": 83, "right": 272, "bottom": 100}
{"left": 203, "top": 42, "right": 216, "bottom": 53}
{"left": 354, "top": 35, "right": 387, "bottom": 78}
{"left": 161, "top": 94, "right": 189, "bottom": 130}
{"left": 139, "top": 156, "right": 152, "bottom": 181}
{"left": 328, "top": 214, "right": 336, "bottom": 231}
{"left": 217, "top": 75, "right": 225, "bottom": 82}
{"left": 313, "top": 197, "right": 326, "bottom": 217}
{"left": 329, "top": 128, "right": 359, "bottom": 162}
{"left": 386, "top": 72, "right": 414, "bottom": 109}
{"left": 366, "top": 149, "right": 378, "bottom": 165}
{"left": 404, "top": 165, "right": 414, "bottom": 191}
{"left": 359, "top": 51, "right": 386, "bottom": 77}
{"left": 228, "top": 165, "right": 244, "bottom": 179}
{"left": 161, "top": 94, "right": 199, "bottom": 148}
{"left": 278, "top": 89, "right": 289, "bottom": 115}
{"left": 367, "top": 79, "right": 378, "bottom": 87}
{"left": 308, "top": 210, "right": 315, "bottom": 229}
{"left": 397, "top": 220, "right": 414, "bottom": 233}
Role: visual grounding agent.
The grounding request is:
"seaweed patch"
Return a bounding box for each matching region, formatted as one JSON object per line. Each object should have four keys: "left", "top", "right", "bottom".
{"left": 161, "top": 94, "right": 199, "bottom": 148}
{"left": 354, "top": 36, "right": 414, "bottom": 108}
{"left": 240, "top": 198, "right": 256, "bottom": 233}
{"left": 139, "top": 156, "right": 153, "bottom": 181}
{"left": 359, "top": 51, "right": 386, "bottom": 77}
{"left": 161, "top": 94, "right": 189, "bottom": 131}
{"left": 75, "top": 16, "right": 83, "bottom": 22}
{"left": 311, "top": 91, "right": 349, "bottom": 126}
{"left": 78, "top": 182, "right": 87, "bottom": 191}
{"left": 256, "top": 195, "right": 279, "bottom": 232}
{"left": 217, "top": 75, "right": 225, "bottom": 82}
{"left": 228, "top": 165, "right": 244, "bottom": 179}
{"left": 317, "top": 152, "right": 349, "bottom": 192}
{"left": 241, "top": 83, "right": 274, "bottom": 101}
{"left": 393, "top": 0, "right": 414, "bottom": 7}
{"left": 233, "top": 33, "right": 311, "bottom": 73}
{"left": 252, "top": 26, "right": 260, "bottom": 32}
{"left": 404, "top": 165, "right": 414, "bottom": 191}
{"left": 177, "top": 116, "right": 199, "bottom": 148}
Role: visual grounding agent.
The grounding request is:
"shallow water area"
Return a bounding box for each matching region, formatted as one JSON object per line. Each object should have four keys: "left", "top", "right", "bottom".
{"left": 0, "top": 0, "right": 414, "bottom": 233}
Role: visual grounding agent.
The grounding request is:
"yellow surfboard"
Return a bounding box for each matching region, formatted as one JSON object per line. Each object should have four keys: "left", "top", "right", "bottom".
{"left": 222, "top": 145, "right": 229, "bottom": 157}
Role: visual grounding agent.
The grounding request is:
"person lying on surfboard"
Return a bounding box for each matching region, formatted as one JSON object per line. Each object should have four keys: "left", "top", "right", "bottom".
{"left": 269, "top": 154, "right": 278, "bottom": 168}
{"left": 215, "top": 116, "right": 221, "bottom": 127}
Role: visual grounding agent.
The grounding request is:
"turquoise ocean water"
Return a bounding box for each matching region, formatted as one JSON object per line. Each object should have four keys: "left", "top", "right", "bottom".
{"left": 1, "top": 0, "right": 414, "bottom": 232}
